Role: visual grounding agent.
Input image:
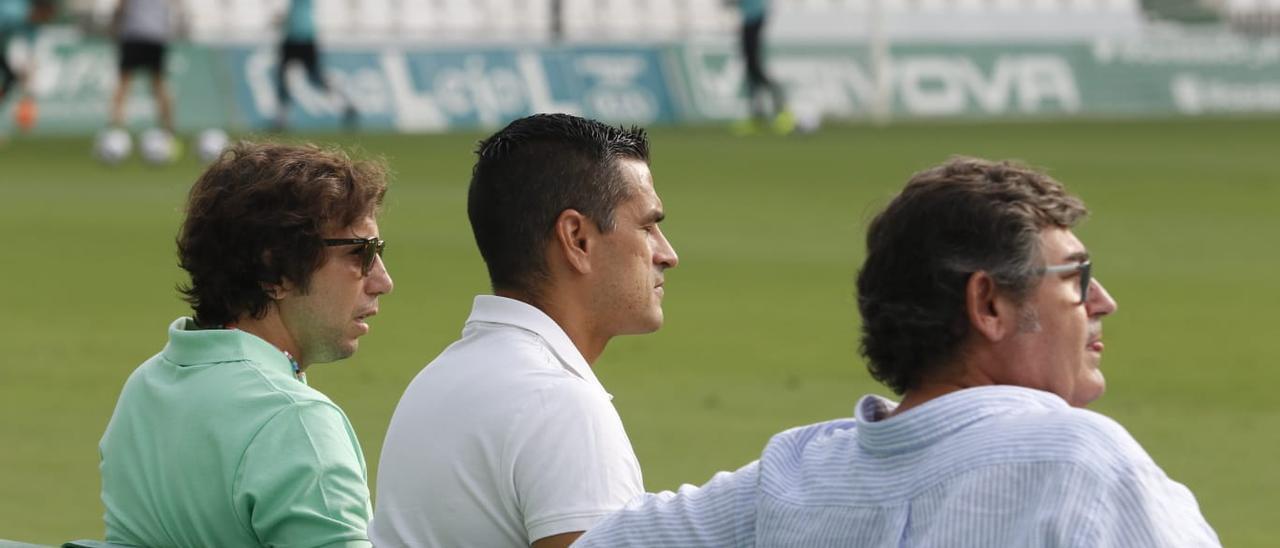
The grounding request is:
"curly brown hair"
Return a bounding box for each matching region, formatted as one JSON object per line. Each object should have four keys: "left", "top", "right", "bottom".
{"left": 177, "top": 142, "right": 388, "bottom": 327}
{"left": 856, "top": 156, "right": 1087, "bottom": 395}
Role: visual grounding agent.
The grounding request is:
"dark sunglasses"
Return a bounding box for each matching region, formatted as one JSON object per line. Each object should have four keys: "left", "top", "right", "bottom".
{"left": 1042, "top": 261, "right": 1091, "bottom": 304}
{"left": 323, "top": 237, "right": 386, "bottom": 276}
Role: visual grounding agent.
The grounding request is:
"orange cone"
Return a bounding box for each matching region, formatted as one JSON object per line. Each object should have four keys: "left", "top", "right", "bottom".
{"left": 15, "top": 96, "right": 37, "bottom": 132}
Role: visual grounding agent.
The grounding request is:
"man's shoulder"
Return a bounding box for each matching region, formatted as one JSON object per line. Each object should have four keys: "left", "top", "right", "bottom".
{"left": 413, "top": 322, "right": 579, "bottom": 394}
{"left": 963, "top": 403, "right": 1154, "bottom": 472}
{"left": 758, "top": 418, "right": 860, "bottom": 469}
{"left": 395, "top": 323, "right": 607, "bottom": 431}
{"left": 429, "top": 319, "right": 556, "bottom": 370}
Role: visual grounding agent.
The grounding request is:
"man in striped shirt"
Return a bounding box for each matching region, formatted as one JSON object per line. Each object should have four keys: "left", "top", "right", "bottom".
{"left": 575, "top": 157, "right": 1220, "bottom": 547}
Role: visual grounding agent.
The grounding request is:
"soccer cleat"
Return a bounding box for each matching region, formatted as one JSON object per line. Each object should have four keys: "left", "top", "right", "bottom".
{"left": 342, "top": 105, "right": 360, "bottom": 131}
{"left": 169, "top": 136, "right": 185, "bottom": 162}
{"left": 772, "top": 109, "right": 797, "bottom": 136}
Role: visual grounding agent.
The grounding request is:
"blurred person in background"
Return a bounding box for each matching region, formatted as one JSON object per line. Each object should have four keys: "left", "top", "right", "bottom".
{"left": 99, "top": 142, "right": 393, "bottom": 547}
{"left": 371, "top": 114, "right": 678, "bottom": 548}
{"left": 575, "top": 157, "right": 1220, "bottom": 547}
{"left": 272, "top": 0, "right": 357, "bottom": 131}
{"left": 732, "top": 0, "right": 793, "bottom": 135}
{"left": 0, "top": 0, "right": 53, "bottom": 140}
{"left": 109, "top": 0, "right": 182, "bottom": 137}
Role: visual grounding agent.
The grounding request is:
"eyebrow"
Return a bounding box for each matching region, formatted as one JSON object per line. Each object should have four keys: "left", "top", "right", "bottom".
{"left": 645, "top": 209, "right": 666, "bottom": 224}
{"left": 1062, "top": 251, "right": 1090, "bottom": 263}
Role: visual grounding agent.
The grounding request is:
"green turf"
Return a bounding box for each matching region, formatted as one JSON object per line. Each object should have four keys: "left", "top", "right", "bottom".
{"left": 1, "top": 119, "right": 1277, "bottom": 545}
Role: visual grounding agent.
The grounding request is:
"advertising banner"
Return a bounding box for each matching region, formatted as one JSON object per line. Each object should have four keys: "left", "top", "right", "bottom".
{"left": 12, "top": 28, "right": 226, "bottom": 134}
{"left": 224, "top": 45, "right": 679, "bottom": 132}
{"left": 675, "top": 34, "right": 1280, "bottom": 121}
{"left": 11, "top": 32, "right": 679, "bottom": 134}
{"left": 10, "top": 27, "right": 1280, "bottom": 135}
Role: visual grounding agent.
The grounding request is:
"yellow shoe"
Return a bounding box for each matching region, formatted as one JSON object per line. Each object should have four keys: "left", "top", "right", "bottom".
{"left": 170, "top": 136, "right": 185, "bottom": 162}
{"left": 772, "top": 109, "right": 797, "bottom": 135}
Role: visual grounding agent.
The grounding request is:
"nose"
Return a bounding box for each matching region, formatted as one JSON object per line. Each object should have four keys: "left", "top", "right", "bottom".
{"left": 654, "top": 226, "right": 679, "bottom": 270}
{"left": 366, "top": 254, "right": 394, "bottom": 295}
{"left": 1086, "top": 278, "right": 1116, "bottom": 317}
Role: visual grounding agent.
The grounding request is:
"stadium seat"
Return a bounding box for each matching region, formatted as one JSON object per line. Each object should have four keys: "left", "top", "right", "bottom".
{"left": 439, "top": 0, "right": 483, "bottom": 37}
{"left": 917, "top": 0, "right": 950, "bottom": 14}
{"left": 597, "top": 0, "right": 642, "bottom": 39}
{"left": 226, "top": 0, "right": 273, "bottom": 36}
{"left": 485, "top": 0, "right": 553, "bottom": 41}
{"left": 357, "top": 0, "right": 395, "bottom": 34}
{"left": 181, "top": 0, "right": 227, "bottom": 38}
{"left": 1066, "top": 0, "right": 1103, "bottom": 13}
{"left": 518, "top": 0, "right": 554, "bottom": 40}
{"left": 684, "top": 0, "right": 735, "bottom": 34}
{"left": 314, "top": 0, "right": 353, "bottom": 36}
{"left": 647, "top": 0, "right": 682, "bottom": 39}
{"left": 399, "top": 0, "right": 437, "bottom": 34}
{"left": 561, "top": 0, "right": 597, "bottom": 41}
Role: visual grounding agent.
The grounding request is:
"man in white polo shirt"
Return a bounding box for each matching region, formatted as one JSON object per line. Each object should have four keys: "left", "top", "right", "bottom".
{"left": 370, "top": 113, "right": 679, "bottom": 548}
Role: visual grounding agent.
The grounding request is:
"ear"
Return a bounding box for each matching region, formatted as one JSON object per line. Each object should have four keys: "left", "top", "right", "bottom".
{"left": 261, "top": 277, "right": 296, "bottom": 301}
{"left": 261, "top": 283, "right": 284, "bottom": 301}
{"left": 965, "top": 271, "right": 1015, "bottom": 342}
{"left": 551, "top": 209, "right": 594, "bottom": 275}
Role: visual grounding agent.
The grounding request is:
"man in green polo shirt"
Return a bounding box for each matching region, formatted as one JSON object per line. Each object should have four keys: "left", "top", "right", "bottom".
{"left": 99, "top": 142, "right": 394, "bottom": 547}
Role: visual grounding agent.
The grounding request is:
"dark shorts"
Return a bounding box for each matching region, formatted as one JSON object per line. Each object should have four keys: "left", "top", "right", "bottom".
{"left": 1, "top": 33, "right": 15, "bottom": 95}
{"left": 280, "top": 40, "right": 320, "bottom": 75}
{"left": 0, "top": 52, "right": 14, "bottom": 96}
{"left": 119, "top": 39, "right": 167, "bottom": 75}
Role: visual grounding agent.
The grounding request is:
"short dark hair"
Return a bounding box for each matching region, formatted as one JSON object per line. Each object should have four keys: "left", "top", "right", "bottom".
{"left": 177, "top": 142, "right": 388, "bottom": 327}
{"left": 856, "top": 157, "right": 1088, "bottom": 394}
{"left": 468, "top": 113, "right": 650, "bottom": 296}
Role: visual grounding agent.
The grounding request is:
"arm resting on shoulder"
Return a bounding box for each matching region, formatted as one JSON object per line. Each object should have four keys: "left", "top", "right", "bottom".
{"left": 573, "top": 461, "right": 761, "bottom": 547}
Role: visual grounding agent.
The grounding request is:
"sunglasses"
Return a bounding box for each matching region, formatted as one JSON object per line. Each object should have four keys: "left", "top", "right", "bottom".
{"left": 1042, "top": 261, "right": 1092, "bottom": 304}
{"left": 323, "top": 237, "right": 386, "bottom": 276}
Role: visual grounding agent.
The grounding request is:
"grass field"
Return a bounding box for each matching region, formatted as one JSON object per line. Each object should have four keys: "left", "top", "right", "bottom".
{"left": 1, "top": 119, "right": 1277, "bottom": 545}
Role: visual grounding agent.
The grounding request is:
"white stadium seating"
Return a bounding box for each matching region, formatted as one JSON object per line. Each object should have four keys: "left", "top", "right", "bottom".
{"left": 96, "top": 0, "right": 1155, "bottom": 45}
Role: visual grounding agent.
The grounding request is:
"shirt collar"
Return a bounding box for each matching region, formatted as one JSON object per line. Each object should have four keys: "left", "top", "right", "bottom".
{"left": 465, "top": 295, "right": 609, "bottom": 398}
{"left": 854, "top": 385, "right": 1069, "bottom": 456}
{"left": 160, "top": 317, "right": 298, "bottom": 381}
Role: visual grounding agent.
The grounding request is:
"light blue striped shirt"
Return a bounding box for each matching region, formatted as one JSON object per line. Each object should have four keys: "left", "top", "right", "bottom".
{"left": 576, "top": 386, "right": 1219, "bottom": 547}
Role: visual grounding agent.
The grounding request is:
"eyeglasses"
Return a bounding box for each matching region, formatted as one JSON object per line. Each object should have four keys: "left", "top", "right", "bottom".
{"left": 323, "top": 237, "right": 386, "bottom": 276}
{"left": 1042, "top": 261, "right": 1091, "bottom": 304}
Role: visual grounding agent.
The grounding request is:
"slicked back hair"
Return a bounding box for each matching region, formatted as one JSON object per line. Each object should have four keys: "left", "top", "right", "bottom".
{"left": 468, "top": 113, "right": 650, "bottom": 297}
{"left": 856, "top": 156, "right": 1088, "bottom": 395}
{"left": 177, "top": 142, "right": 388, "bottom": 327}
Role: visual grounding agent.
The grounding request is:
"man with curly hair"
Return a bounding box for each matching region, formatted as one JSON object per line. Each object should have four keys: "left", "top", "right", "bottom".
{"left": 99, "top": 142, "right": 393, "bottom": 547}
{"left": 575, "top": 156, "right": 1220, "bottom": 547}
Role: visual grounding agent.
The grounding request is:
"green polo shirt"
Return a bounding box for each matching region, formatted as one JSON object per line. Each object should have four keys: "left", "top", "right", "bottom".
{"left": 100, "top": 318, "right": 372, "bottom": 547}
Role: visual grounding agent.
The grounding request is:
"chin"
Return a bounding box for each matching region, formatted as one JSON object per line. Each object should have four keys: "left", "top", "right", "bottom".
{"left": 647, "top": 310, "right": 666, "bottom": 331}
{"left": 316, "top": 342, "right": 358, "bottom": 365}
{"left": 1074, "top": 379, "right": 1106, "bottom": 407}
{"left": 627, "top": 314, "right": 664, "bottom": 335}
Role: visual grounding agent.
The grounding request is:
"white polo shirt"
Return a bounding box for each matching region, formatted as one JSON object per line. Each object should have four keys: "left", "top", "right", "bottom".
{"left": 370, "top": 295, "right": 644, "bottom": 547}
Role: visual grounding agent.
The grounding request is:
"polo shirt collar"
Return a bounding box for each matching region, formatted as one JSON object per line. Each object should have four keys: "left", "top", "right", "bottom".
{"left": 465, "top": 295, "right": 609, "bottom": 397}
{"left": 160, "top": 317, "right": 297, "bottom": 380}
{"left": 854, "top": 385, "right": 1068, "bottom": 456}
